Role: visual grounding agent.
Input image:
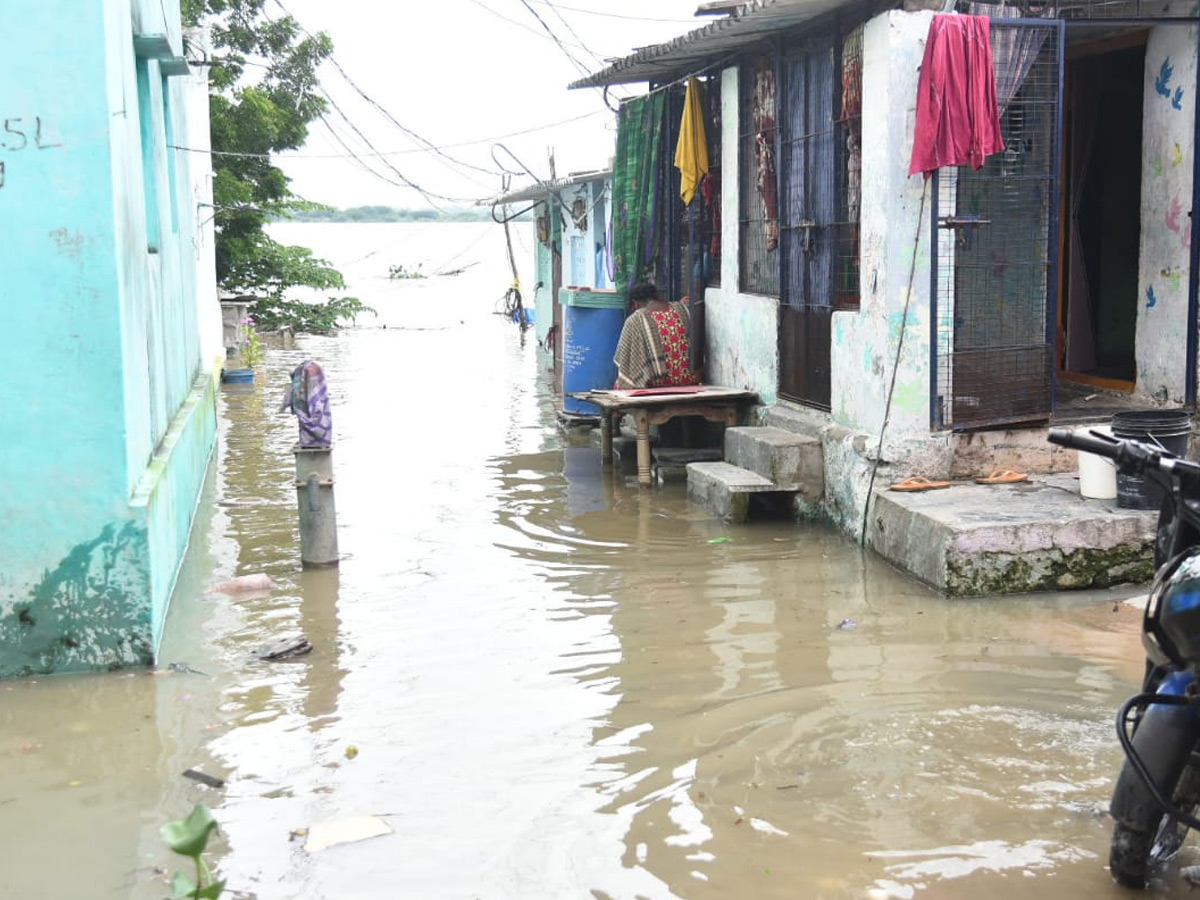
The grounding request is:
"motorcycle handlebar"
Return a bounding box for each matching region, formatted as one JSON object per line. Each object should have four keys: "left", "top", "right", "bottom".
{"left": 1047, "top": 426, "right": 1199, "bottom": 479}
{"left": 1047, "top": 426, "right": 1122, "bottom": 459}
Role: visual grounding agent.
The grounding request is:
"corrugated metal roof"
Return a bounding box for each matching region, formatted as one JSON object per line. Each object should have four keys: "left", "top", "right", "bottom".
{"left": 482, "top": 169, "right": 612, "bottom": 207}
{"left": 568, "top": 0, "right": 854, "bottom": 89}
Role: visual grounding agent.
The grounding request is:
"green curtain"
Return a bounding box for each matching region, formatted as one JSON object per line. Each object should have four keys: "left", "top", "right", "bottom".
{"left": 612, "top": 91, "right": 666, "bottom": 293}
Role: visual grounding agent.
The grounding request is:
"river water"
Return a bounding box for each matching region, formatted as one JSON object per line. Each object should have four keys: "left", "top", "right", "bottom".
{"left": 0, "top": 222, "right": 1187, "bottom": 898}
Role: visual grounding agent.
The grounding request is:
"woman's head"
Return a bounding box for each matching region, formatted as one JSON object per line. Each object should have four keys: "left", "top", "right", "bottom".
{"left": 629, "top": 282, "right": 659, "bottom": 304}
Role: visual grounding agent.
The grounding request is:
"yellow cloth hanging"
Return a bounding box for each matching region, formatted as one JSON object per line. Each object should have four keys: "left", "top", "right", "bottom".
{"left": 674, "top": 77, "right": 709, "bottom": 206}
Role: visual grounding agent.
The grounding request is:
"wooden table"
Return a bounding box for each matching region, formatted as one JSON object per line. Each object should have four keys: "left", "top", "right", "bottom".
{"left": 567, "top": 387, "right": 759, "bottom": 488}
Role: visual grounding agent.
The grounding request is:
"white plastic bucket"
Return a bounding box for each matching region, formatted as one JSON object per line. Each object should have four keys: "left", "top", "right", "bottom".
{"left": 1077, "top": 425, "right": 1117, "bottom": 500}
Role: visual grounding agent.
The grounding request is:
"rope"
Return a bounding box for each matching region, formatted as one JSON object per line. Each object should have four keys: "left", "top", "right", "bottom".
{"left": 860, "top": 179, "right": 929, "bottom": 546}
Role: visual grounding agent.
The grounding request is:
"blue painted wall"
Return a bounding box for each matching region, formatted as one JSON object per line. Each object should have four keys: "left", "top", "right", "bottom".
{"left": 0, "top": 0, "right": 218, "bottom": 677}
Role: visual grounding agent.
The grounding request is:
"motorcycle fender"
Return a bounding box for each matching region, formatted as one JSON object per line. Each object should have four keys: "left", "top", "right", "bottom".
{"left": 1112, "top": 671, "right": 1200, "bottom": 826}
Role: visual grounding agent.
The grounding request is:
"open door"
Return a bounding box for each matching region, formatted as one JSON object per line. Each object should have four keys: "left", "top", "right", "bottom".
{"left": 1059, "top": 34, "right": 1145, "bottom": 390}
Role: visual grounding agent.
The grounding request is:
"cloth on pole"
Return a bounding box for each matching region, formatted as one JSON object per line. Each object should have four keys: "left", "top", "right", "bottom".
{"left": 280, "top": 359, "right": 332, "bottom": 448}
{"left": 674, "top": 77, "right": 710, "bottom": 207}
{"left": 908, "top": 14, "right": 1005, "bottom": 177}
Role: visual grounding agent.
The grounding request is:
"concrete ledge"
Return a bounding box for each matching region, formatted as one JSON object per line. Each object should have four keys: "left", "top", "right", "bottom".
{"left": 867, "top": 474, "right": 1157, "bottom": 596}
{"left": 726, "top": 426, "right": 823, "bottom": 498}
{"left": 687, "top": 461, "right": 776, "bottom": 524}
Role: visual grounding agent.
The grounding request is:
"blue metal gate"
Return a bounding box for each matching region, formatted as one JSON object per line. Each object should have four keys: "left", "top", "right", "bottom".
{"left": 931, "top": 20, "right": 1064, "bottom": 430}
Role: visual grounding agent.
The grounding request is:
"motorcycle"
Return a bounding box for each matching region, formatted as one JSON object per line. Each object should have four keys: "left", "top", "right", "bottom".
{"left": 1048, "top": 425, "right": 1200, "bottom": 888}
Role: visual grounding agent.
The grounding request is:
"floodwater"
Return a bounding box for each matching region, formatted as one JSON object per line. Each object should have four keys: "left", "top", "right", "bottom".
{"left": 0, "top": 222, "right": 1186, "bottom": 899}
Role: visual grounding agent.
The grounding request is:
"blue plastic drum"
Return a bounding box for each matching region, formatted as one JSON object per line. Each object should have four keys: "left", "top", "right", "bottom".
{"left": 560, "top": 288, "right": 625, "bottom": 415}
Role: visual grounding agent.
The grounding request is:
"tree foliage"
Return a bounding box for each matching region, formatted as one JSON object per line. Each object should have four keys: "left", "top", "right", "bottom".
{"left": 185, "top": 0, "right": 361, "bottom": 328}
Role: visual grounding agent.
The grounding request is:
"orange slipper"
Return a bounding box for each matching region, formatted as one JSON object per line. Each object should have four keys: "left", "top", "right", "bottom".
{"left": 889, "top": 476, "right": 950, "bottom": 492}
{"left": 975, "top": 469, "right": 1028, "bottom": 485}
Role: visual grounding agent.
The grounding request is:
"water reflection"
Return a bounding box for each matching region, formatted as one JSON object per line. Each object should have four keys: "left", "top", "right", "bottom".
{"left": 0, "top": 223, "right": 1177, "bottom": 899}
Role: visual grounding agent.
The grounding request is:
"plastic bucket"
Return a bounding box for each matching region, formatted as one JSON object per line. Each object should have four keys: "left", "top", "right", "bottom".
{"left": 1111, "top": 409, "right": 1192, "bottom": 509}
{"left": 221, "top": 367, "right": 255, "bottom": 384}
{"left": 1077, "top": 425, "right": 1117, "bottom": 499}
{"left": 561, "top": 288, "right": 626, "bottom": 415}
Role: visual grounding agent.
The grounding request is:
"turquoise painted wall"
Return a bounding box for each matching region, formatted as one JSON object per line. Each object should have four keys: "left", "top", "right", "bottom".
{"left": 0, "top": 0, "right": 216, "bottom": 677}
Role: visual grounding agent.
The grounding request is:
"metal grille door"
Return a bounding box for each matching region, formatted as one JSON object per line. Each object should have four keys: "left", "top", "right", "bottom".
{"left": 779, "top": 41, "right": 838, "bottom": 408}
{"left": 933, "top": 22, "right": 1062, "bottom": 429}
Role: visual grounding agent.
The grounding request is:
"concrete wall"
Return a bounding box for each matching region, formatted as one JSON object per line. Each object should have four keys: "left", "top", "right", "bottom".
{"left": 702, "top": 66, "right": 781, "bottom": 405}
{"left": 1135, "top": 24, "right": 1197, "bottom": 404}
{"left": 832, "top": 10, "right": 934, "bottom": 445}
{"left": 0, "top": 0, "right": 218, "bottom": 677}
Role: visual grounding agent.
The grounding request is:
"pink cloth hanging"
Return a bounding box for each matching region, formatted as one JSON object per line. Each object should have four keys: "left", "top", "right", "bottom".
{"left": 909, "top": 14, "right": 1005, "bottom": 177}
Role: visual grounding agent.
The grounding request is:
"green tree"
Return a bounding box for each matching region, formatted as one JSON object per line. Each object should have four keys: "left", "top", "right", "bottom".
{"left": 184, "top": 0, "right": 366, "bottom": 330}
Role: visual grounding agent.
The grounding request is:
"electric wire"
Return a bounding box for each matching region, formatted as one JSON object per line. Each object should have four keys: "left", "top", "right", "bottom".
{"left": 169, "top": 108, "right": 609, "bottom": 160}
{"left": 516, "top": 0, "right": 593, "bottom": 77}
{"left": 523, "top": 0, "right": 698, "bottom": 23}
{"left": 270, "top": 0, "right": 502, "bottom": 181}
{"left": 462, "top": 0, "right": 596, "bottom": 57}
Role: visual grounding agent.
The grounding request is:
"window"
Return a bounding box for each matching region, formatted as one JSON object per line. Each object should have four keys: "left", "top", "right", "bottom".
{"left": 739, "top": 56, "right": 780, "bottom": 296}
{"left": 135, "top": 59, "right": 160, "bottom": 253}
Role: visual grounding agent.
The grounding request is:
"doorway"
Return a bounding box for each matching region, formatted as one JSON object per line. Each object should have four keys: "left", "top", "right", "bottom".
{"left": 1059, "top": 34, "right": 1147, "bottom": 390}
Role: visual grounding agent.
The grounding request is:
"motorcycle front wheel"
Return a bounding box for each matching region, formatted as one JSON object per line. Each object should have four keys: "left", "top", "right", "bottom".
{"left": 1110, "top": 709, "right": 1200, "bottom": 888}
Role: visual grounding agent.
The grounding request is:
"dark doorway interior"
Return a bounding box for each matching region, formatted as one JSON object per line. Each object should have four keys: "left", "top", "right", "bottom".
{"left": 1060, "top": 38, "right": 1146, "bottom": 387}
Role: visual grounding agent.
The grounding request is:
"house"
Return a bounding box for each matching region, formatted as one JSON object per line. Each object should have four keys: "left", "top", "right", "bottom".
{"left": 572, "top": 0, "right": 1197, "bottom": 541}
{"left": 490, "top": 169, "right": 618, "bottom": 406}
{"left": 0, "top": 0, "right": 221, "bottom": 677}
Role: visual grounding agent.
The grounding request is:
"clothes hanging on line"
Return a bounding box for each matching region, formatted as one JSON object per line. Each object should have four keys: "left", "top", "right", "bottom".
{"left": 909, "top": 14, "right": 1005, "bottom": 177}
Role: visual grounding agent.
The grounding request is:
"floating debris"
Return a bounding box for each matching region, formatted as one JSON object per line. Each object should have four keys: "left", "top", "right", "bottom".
{"left": 304, "top": 816, "right": 392, "bottom": 853}
{"left": 182, "top": 769, "right": 225, "bottom": 789}
{"left": 837, "top": 619, "right": 858, "bottom": 631}
{"left": 256, "top": 635, "right": 313, "bottom": 661}
{"left": 211, "top": 573, "right": 275, "bottom": 594}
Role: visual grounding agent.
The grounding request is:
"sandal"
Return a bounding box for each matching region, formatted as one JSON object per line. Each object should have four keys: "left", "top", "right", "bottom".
{"left": 975, "top": 469, "right": 1029, "bottom": 485}
{"left": 889, "top": 476, "right": 950, "bottom": 492}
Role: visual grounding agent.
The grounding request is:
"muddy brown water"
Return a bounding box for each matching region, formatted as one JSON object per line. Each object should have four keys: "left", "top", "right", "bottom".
{"left": 0, "top": 224, "right": 1183, "bottom": 898}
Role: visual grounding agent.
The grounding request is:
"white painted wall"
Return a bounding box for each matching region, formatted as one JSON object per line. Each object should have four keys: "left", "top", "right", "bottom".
{"left": 183, "top": 27, "right": 221, "bottom": 369}
{"left": 832, "top": 10, "right": 935, "bottom": 446}
{"left": 702, "top": 65, "right": 781, "bottom": 403}
{"left": 1135, "top": 24, "right": 1197, "bottom": 404}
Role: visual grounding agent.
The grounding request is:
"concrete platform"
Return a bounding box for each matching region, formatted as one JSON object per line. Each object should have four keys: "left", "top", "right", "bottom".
{"left": 725, "top": 426, "right": 824, "bottom": 500}
{"left": 687, "top": 461, "right": 778, "bottom": 524}
{"left": 867, "top": 474, "right": 1158, "bottom": 596}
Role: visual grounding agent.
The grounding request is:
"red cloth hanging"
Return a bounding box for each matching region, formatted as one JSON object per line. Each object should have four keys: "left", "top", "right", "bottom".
{"left": 909, "top": 14, "right": 1005, "bottom": 178}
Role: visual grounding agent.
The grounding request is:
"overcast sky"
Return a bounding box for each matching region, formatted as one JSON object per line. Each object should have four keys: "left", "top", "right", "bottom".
{"left": 272, "top": 0, "right": 708, "bottom": 209}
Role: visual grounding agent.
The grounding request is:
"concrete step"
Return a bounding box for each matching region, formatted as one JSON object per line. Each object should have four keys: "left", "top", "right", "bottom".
{"left": 725, "top": 426, "right": 824, "bottom": 501}
{"left": 867, "top": 474, "right": 1157, "bottom": 596}
{"left": 652, "top": 447, "right": 723, "bottom": 485}
{"left": 687, "top": 461, "right": 780, "bottom": 524}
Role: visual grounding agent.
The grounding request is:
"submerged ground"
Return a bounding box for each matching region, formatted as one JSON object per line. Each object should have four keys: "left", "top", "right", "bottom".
{"left": 0, "top": 223, "right": 1185, "bottom": 898}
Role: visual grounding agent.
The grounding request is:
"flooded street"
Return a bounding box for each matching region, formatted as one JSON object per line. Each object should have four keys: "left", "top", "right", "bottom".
{"left": 0, "top": 223, "right": 1184, "bottom": 898}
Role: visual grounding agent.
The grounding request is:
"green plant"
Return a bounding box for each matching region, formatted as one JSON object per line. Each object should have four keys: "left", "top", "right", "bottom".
{"left": 239, "top": 317, "right": 263, "bottom": 368}
{"left": 250, "top": 295, "right": 375, "bottom": 335}
{"left": 160, "top": 804, "right": 224, "bottom": 899}
{"left": 388, "top": 262, "right": 426, "bottom": 280}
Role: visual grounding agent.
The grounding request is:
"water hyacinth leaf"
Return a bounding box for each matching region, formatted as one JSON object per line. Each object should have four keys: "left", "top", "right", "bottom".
{"left": 196, "top": 880, "right": 226, "bottom": 899}
{"left": 171, "top": 872, "right": 198, "bottom": 899}
{"left": 161, "top": 804, "right": 218, "bottom": 858}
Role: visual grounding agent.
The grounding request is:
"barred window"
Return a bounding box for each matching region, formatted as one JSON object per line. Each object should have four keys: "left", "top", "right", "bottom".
{"left": 739, "top": 56, "right": 780, "bottom": 296}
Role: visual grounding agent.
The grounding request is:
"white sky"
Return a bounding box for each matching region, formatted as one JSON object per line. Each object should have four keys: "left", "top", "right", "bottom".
{"left": 273, "top": 0, "right": 709, "bottom": 209}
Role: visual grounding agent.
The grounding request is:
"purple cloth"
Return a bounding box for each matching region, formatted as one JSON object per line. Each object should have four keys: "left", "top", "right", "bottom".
{"left": 280, "top": 360, "right": 332, "bottom": 448}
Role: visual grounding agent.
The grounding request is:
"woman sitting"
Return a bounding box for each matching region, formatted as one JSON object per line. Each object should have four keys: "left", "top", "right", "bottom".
{"left": 613, "top": 282, "right": 701, "bottom": 390}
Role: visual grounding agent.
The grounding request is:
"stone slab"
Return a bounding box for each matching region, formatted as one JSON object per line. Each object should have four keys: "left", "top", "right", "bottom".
{"left": 725, "top": 426, "right": 824, "bottom": 499}
{"left": 867, "top": 474, "right": 1157, "bottom": 596}
{"left": 687, "top": 461, "right": 777, "bottom": 524}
